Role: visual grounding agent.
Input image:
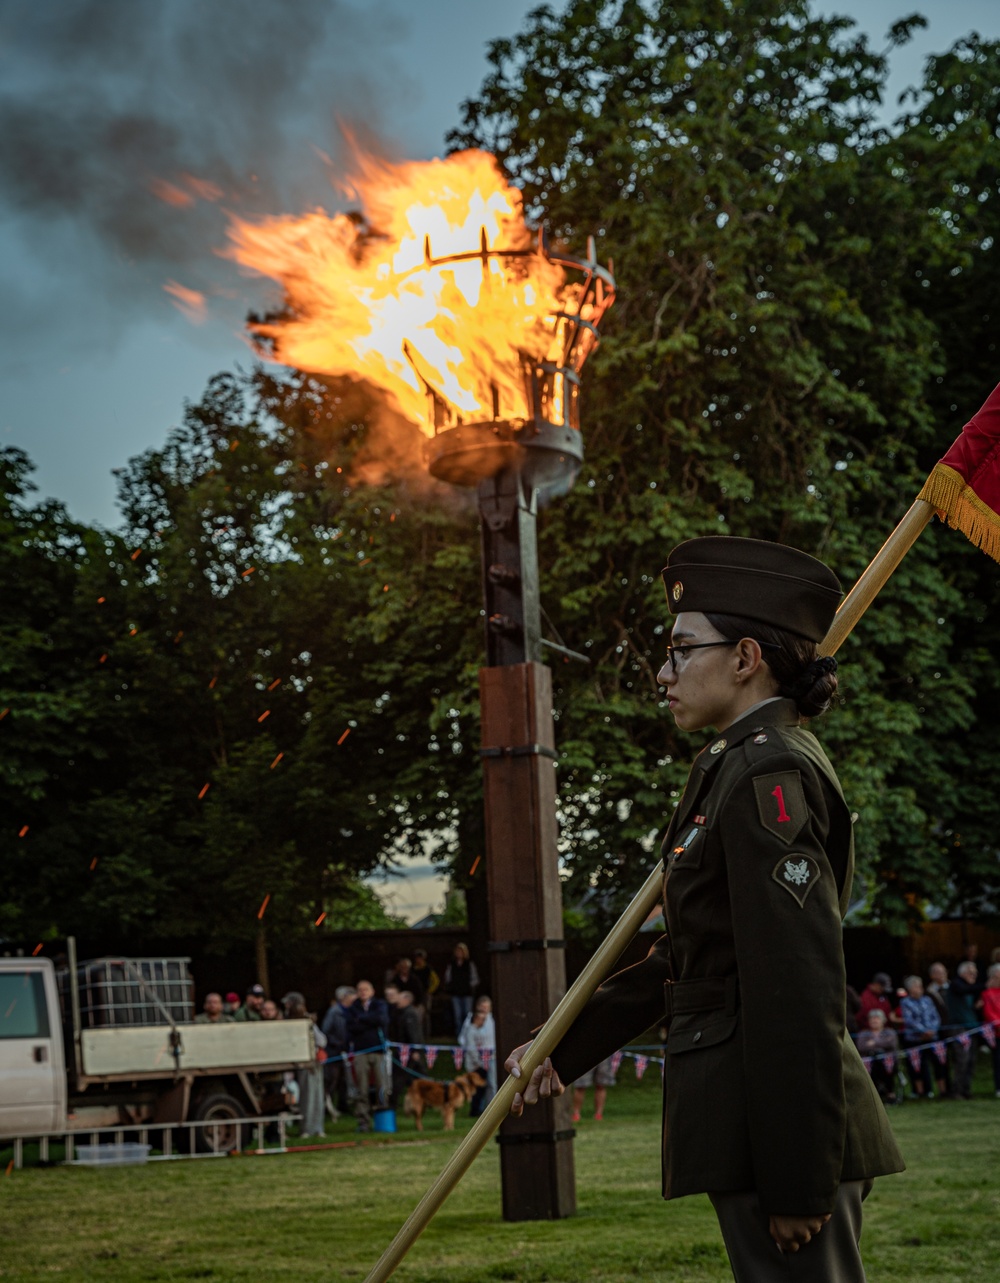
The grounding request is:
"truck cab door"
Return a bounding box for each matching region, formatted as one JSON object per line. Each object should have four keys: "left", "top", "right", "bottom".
{"left": 0, "top": 964, "right": 64, "bottom": 1137}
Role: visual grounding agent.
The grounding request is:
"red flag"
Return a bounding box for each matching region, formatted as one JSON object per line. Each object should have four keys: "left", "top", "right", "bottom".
{"left": 918, "top": 382, "right": 1000, "bottom": 563}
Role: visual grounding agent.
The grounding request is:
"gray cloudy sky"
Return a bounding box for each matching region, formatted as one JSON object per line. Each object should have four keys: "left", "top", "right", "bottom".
{"left": 1, "top": 0, "right": 997, "bottom": 536}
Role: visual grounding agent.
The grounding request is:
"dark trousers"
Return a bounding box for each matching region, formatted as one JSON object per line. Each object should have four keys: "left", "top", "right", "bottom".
{"left": 906, "top": 1042, "right": 944, "bottom": 1095}
{"left": 951, "top": 1036, "right": 976, "bottom": 1098}
{"left": 869, "top": 1060, "right": 897, "bottom": 1101}
{"left": 709, "top": 1180, "right": 871, "bottom": 1282}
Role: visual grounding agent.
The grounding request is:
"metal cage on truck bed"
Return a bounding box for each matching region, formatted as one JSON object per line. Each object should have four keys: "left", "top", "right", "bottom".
{"left": 57, "top": 958, "right": 194, "bottom": 1027}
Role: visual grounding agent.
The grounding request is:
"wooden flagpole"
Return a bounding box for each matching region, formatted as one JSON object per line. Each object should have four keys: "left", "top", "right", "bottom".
{"left": 819, "top": 499, "right": 935, "bottom": 656}
{"left": 364, "top": 497, "right": 941, "bottom": 1283}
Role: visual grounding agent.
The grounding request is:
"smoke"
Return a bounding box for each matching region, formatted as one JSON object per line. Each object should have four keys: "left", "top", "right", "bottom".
{"left": 0, "top": 0, "right": 415, "bottom": 339}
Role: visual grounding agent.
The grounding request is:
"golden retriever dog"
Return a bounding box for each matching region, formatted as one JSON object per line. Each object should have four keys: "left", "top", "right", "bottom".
{"left": 403, "top": 1070, "right": 487, "bottom": 1131}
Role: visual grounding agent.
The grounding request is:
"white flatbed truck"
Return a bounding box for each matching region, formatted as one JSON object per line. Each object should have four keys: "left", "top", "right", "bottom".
{"left": 0, "top": 948, "right": 314, "bottom": 1152}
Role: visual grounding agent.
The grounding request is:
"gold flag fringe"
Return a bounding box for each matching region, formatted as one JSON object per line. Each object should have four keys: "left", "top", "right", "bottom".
{"left": 917, "top": 462, "right": 1000, "bottom": 565}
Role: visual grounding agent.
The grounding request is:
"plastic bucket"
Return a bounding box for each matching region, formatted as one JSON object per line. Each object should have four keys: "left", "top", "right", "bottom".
{"left": 373, "top": 1108, "right": 396, "bottom": 1134}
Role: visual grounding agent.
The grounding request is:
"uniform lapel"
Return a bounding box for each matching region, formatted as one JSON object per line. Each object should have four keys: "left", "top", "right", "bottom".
{"left": 666, "top": 699, "right": 800, "bottom": 838}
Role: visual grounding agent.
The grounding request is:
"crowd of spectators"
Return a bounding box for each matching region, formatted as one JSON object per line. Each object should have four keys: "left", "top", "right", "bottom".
{"left": 849, "top": 944, "right": 1000, "bottom": 1105}
{"left": 194, "top": 944, "right": 495, "bottom": 1137}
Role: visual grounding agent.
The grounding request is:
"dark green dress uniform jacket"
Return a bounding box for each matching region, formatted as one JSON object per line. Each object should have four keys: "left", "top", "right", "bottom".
{"left": 551, "top": 698, "right": 904, "bottom": 1216}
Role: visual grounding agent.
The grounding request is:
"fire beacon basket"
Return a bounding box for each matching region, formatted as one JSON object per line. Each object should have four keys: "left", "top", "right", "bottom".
{"left": 409, "top": 230, "right": 615, "bottom": 499}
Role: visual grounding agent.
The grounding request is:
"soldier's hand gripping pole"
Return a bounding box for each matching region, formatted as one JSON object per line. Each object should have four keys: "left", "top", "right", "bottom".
{"left": 365, "top": 498, "right": 942, "bottom": 1283}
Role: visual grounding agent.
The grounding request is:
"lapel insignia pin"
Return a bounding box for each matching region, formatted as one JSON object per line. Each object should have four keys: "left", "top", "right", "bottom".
{"left": 753, "top": 733, "right": 768, "bottom": 744}
{"left": 709, "top": 738, "right": 727, "bottom": 755}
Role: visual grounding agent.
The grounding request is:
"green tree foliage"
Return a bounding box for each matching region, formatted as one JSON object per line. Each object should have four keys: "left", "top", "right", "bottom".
{"left": 2, "top": 2, "right": 1000, "bottom": 950}
{"left": 444, "top": 0, "right": 1000, "bottom": 930}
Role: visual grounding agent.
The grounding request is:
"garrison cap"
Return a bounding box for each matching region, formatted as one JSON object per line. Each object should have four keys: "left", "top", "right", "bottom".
{"left": 662, "top": 536, "right": 842, "bottom": 642}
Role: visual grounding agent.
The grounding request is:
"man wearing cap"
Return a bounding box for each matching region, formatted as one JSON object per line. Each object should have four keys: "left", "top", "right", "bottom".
{"left": 507, "top": 537, "right": 904, "bottom": 1281}
{"left": 233, "top": 983, "right": 266, "bottom": 1022}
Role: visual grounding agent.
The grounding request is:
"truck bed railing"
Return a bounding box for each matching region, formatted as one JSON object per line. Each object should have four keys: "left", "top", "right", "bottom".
{"left": 2, "top": 1114, "right": 299, "bottom": 1169}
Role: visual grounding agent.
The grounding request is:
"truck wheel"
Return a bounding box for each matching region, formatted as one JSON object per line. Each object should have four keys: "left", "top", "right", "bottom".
{"left": 193, "top": 1093, "right": 246, "bottom": 1153}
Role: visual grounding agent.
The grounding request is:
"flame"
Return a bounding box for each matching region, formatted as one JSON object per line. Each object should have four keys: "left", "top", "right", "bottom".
{"left": 223, "top": 145, "right": 582, "bottom": 432}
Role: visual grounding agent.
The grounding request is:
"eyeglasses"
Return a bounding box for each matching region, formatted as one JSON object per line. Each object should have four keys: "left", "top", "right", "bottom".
{"left": 664, "top": 640, "right": 739, "bottom": 672}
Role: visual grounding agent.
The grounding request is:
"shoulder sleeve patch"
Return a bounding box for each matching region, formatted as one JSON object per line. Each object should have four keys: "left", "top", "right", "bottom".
{"left": 771, "top": 854, "right": 821, "bottom": 906}
{"left": 752, "top": 770, "right": 807, "bottom": 844}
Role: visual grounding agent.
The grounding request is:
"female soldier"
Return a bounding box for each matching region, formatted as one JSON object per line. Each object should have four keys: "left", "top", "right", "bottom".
{"left": 506, "top": 536, "right": 904, "bottom": 1282}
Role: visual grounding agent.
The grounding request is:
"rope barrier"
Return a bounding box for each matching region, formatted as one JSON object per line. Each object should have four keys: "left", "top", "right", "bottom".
{"left": 324, "top": 1020, "right": 1000, "bottom": 1082}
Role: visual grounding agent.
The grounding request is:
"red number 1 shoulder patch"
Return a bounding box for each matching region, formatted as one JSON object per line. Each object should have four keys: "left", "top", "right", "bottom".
{"left": 752, "top": 770, "right": 807, "bottom": 844}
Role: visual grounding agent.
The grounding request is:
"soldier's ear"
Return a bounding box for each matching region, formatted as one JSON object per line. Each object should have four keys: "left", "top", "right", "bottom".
{"left": 734, "top": 637, "right": 765, "bottom": 678}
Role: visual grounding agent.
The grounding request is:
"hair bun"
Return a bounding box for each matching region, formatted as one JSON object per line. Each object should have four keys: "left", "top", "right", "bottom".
{"left": 790, "top": 655, "right": 837, "bottom": 699}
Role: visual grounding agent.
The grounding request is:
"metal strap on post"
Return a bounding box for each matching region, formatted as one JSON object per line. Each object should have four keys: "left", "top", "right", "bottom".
{"left": 496, "top": 1128, "right": 576, "bottom": 1145}
{"left": 487, "top": 939, "right": 566, "bottom": 953}
{"left": 478, "top": 743, "right": 558, "bottom": 760}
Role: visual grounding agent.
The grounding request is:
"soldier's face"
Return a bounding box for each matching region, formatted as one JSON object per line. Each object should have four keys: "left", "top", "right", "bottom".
{"left": 659, "top": 613, "right": 741, "bottom": 732}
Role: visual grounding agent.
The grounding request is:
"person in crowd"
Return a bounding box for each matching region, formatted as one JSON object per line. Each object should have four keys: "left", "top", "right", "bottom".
{"left": 223, "top": 991, "right": 241, "bottom": 1017}
{"left": 459, "top": 995, "right": 497, "bottom": 1116}
{"left": 926, "top": 962, "right": 950, "bottom": 1022}
{"left": 572, "top": 1054, "right": 617, "bottom": 1122}
{"left": 855, "top": 1010, "right": 900, "bottom": 1105}
{"left": 320, "top": 985, "right": 356, "bottom": 1120}
{"left": 946, "top": 961, "right": 982, "bottom": 1100}
{"left": 899, "top": 975, "right": 946, "bottom": 1099}
{"left": 962, "top": 942, "right": 987, "bottom": 984}
{"left": 383, "top": 984, "right": 404, "bottom": 1105}
{"left": 383, "top": 983, "right": 401, "bottom": 1028}
{"left": 282, "top": 991, "right": 327, "bottom": 1138}
{"left": 505, "top": 536, "right": 903, "bottom": 1279}
{"left": 195, "top": 992, "right": 234, "bottom": 1024}
{"left": 387, "top": 988, "right": 425, "bottom": 1106}
{"left": 233, "top": 982, "right": 266, "bottom": 1022}
{"left": 347, "top": 979, "right": 390, "bottom": 1133}
{"left": 411, "top": 947, "right": 440, "bottom": 1038}
{"left": 857, "top": 972, "right": 896, "bottom": 1027}
{"left": 444, "top": 942, "right": 480, "bottom": 1036}
{"left": 260, "top": 997, "right": 281, "bottom": 1020}
{"left": 386, "top": 958, "right": 425, "bottom": 1008}
{"left": 979, "top": 963, "right": 1000, "bottom": 1098}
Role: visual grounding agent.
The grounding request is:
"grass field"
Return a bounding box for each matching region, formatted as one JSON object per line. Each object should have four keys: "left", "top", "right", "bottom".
{"left": 2, "top": 1065, "right": 999, "bottom": 1283}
